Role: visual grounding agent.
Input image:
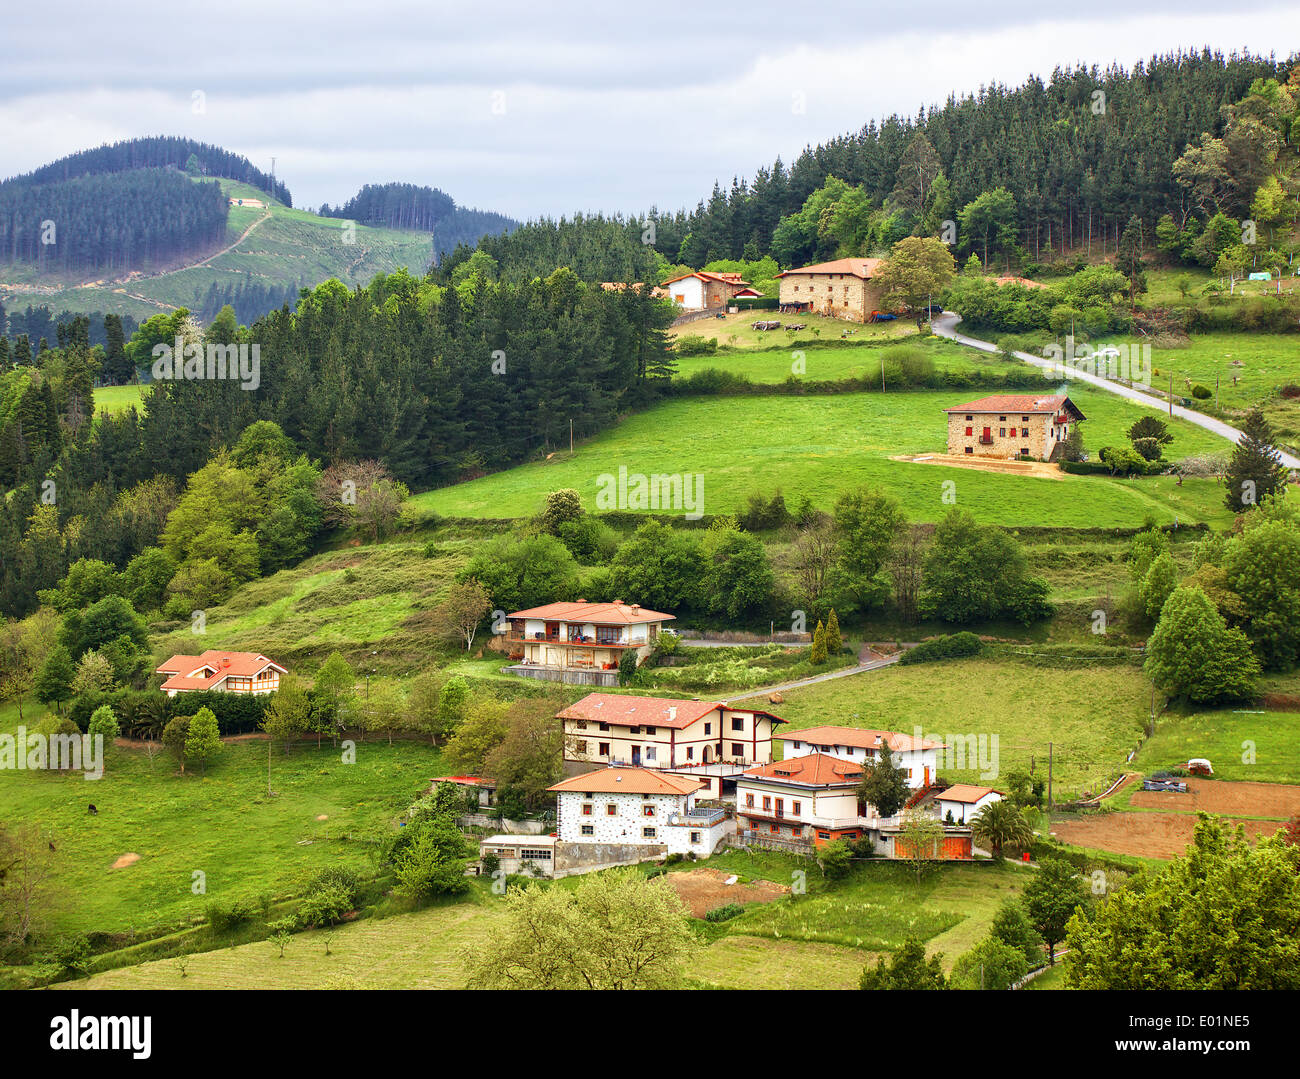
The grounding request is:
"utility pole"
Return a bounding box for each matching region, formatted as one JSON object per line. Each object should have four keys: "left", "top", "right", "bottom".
{"left": 1168, "top": 371, "right": 1174, "bottom": 417}
{"left": 1047, "top": 742, "right": 1054, "bottom": 810}
{"left": 570, "top": 418, "right": 574, "bottom": 454}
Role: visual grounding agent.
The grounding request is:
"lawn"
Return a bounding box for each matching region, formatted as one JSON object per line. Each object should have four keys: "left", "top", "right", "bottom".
{"left": 672, "top": 335, "right": 999, "bottom": 384}
{"left": 769, "top": 655, "right": 1151, "bottom": 799}
{"left": 1132, "top": 707, "right": 1300, "bottom": 784}
{"left": 94, "top": 384, "right": 145, "bottom": 416}
{"left": 0, "top": 701, "right": 445, "bottom": 938}
{"left": 670, "top": 310, "right": 918, "bottom": 350}
{"left": 411, "top": 386, "right": 1236, "bottom": 527}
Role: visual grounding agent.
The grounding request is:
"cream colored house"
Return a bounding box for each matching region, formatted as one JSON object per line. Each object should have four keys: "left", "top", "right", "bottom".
{"left": 943, "top": 393, "right": 1085, "bottom": 461}
{"left": 776, "top": 725, "right": 946, "bottom": 789}
{"left": 558, "top": 693, "right": 785, "bottom": 799}
{"left": 776, "top": 257, "right": 885, "bottom": 321}
{"left": 660, "top": 271, "right": 760, "bottom": 312}
{"left": 737, "top": 753, "right": 868, "bottom": 847}
{"left": 502, "top": 601, "right": 673, "bottom": 687}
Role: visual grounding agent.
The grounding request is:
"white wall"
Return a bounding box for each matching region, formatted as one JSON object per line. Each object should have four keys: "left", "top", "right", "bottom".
{"left": 556, "top": 789, "right": 694, "bottom": 845}
{"left": 936, "top": 792, "right": 1001, "bottom": 824}
{"left": 780, "top": 739, "right": 938, "bottom": 787}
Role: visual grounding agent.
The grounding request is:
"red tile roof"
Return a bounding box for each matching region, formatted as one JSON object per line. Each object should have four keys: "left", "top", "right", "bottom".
{"left": 557, "top": 692, "right": 785, "bottom": 730}
{"left": 942, "top": 393, "right": 1081, "bottom": 417}
{"left": 743, "top": 753, "right": 863, "bottom": 786}
{"left": 548, "top": 766, "right": 704, "bottom": 796}
{"left": 937, "top": 784, "right": 1003, "bottom": 804}
{"left": 155, "top": 650, "right": 285, "bottom": 691}
{"left": 507, "top": 601, "right": 674, "bottom": 625}
{"left": 660, "top": 271, "right": 752, "bottom": 287}
{"left": 776, "top": 257, "right": 884, "bottom": 279}
{"left": 778, "top": 725, "right": 946, "bottom": 752}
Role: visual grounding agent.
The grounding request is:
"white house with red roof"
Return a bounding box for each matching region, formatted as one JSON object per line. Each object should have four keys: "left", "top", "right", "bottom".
{"left": 943, "top": 393, "right": 1085, "bottom": 461}
{"left": 557, "top": 692, "right": 785, "bottom": 799}
{"left": 737, "top": 753, "right": 869, "bottom": 847}
{"left": 776, "top": 257, "right": 885, "bottom": 321}
{"left": 777, "top": 725, "right": 946, "bottom": 789}
{"left": 660, "top": 271, "right": 761, "bottom": 312}
{"left": 502, "top": 600, "right": 674, "bottom": 687}
{"left": 934, "top": 784, "right": 1004, "bottom": 824}
{"left": 155, "top": 650, "right": 286, "bottom": 698}
{"left": 548, "top": 766, "right": 728, "bottom": 857}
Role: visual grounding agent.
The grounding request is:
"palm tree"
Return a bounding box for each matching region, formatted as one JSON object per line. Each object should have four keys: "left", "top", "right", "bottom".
{"left": 971, "top": 799, "right": 1033, "bottom": 859}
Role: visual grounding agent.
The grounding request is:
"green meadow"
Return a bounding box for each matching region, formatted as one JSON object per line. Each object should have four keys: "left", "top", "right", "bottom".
{"left": 412, "top": 384, "right": 1236, "bottom": 527}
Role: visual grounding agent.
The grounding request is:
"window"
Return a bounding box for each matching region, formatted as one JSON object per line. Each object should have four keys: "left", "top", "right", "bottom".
{"left": 598, "top": 722, "right": 609, "bottom": 732}
{"left": 643, "top": 805, "right": 655, "bottom": 817}
{"left": 1021, "top": 427, "right": 1029, "bottom": 437}
{"left": 791, "top": 825, "right": 803, "bottom": 837}
{"left": 598, "top": 742, "right": 609, "bottom": 756}
{"left": 965, "top": 447, "right": 973, "bottom": 454}
{"left": 686, "top": 747, "right": 694, "bottom": 760}
{"left": 762, "top": 796, "right": 771, "bottom": 811}
{"left": 581, "top": 803, "right": 593, "bottom": 816}
{"left": 745, "top": 793, "right": 755, "bottom": 808}
{"left": 998, "top": 415, "right": 1006, "bottom": 421}
{"left": 999, "top": 427, "right": 1006, "bottom": 437}
{"left": 642, "top": 827, "right": 656, "bottom": 839}
{"left": 580, "top": 824, "right": 594, "bottom": 836}
{"left": 770, "top": 824, "right": 779, "bottom": 834}
{"left": 775, "top": 798, "right": 784, "bottom": 816}
{"left": 645, "top": 726, "right": 656, "bottom": 735}
{"left": 606, "top": 804, "right": 617, "bottom": 816}
{"left": 575, "top": 740, "right": 587, "bottom": 755}
{"left": 690, "top": 831, "right": 701, "bottom": 844}
{"left": 792, "top": 800, "right": 802, "bottom": 815}
{"left": 731, "top": 717, "right": 744, "bottom": 731}
{"left": 575, "top": 720, "right": 587, "bottom": 730}
{"left": 645, "top": 747, "right": 656, "bottom": 761}
{"left": 520, "top": 848, "right": 551, "bottom": 860}
{"left": 818, "top": 830, "right": 830, "bottom": 840}
{"left": 704, "top": 722, "right": 711, "bottom": 735}
{"left": 628, "top": 726, "right": 639, "bottom": 735}
{"left": 965, "top": 426, "right": 973, "bottom": 436}
{"left": 1021, "top": 415, "right": 1029, "bottom": 421}
{"left": 965, "top": 414, "right": 973, "bottom": 421}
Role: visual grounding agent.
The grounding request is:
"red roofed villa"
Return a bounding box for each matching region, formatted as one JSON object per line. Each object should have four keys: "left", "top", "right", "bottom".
{"left": 943, "top": 392, "right": 1085, "bottom": 461}
{"left": 501, "top": 600, "right": 674, "bottom": 687}
{"left": 155, "top": 650, "right": 286, "bottom": 698}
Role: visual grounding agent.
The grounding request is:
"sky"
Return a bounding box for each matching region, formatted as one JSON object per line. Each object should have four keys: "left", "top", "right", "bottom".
{"left": 1, "top": 1, "right": 1297, "bottom": 221}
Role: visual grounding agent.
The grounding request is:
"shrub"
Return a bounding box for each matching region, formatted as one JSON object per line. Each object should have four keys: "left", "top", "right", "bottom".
{"left": 674, "top": 335, "right": 718, "bottom": 356}
{"left": 1191, "top": 383, "right": 1212, "bottom": 399}
{"left": 704, "top": 903, "right": 744, "bottom": 923}
{"left": 297, "top": 884, "right": 354, "bottom": 928}
{"left": 899, "top": 632, "right": 983, "bottom": 665}
{"left": 1280, "top": 384, "right": 1300, "bottom": 400}
{"left": 205, "top": 897, "right": 255, "bottom": 933}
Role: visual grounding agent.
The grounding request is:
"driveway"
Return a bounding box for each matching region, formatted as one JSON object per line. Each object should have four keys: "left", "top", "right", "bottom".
{"left": 931, "top": 312, "right": 1300, "bottom": 471}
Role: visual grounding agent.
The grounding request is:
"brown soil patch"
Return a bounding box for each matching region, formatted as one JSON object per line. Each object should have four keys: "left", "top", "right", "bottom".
{"left": 892, "top": 452, "right": 1064, "bottom": 480}
{"left": 1051, "top": 813, "right": 1288, "bottom": 860}
{"left": 111, "top": 853, "right": 140, "bottom": 869}
{"left": 1128, "top": 777, "right": 1300, "bottom": 818}
{"left": 666, "top": 868, "right": 787, "bottom": 918}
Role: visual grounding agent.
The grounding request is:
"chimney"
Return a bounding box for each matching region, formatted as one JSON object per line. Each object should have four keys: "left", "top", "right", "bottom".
{"left": 630, "top": 603, "right": 640, "bottom": 612}
{"left": 222, "top": 657, "right": 231, "bottom": 669}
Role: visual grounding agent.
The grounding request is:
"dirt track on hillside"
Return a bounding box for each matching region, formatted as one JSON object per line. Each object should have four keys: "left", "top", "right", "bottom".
{"left": 665, "top": 868, "right": 787, "bottom": 917}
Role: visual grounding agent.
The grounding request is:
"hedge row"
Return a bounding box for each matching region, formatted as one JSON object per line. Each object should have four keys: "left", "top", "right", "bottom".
{"left": 69, "top": 687, "right": 272, "bottom": 735}
{"left": 667, "top": 366, "right": 1055, "bottom": 398}
{"left": 899, "top": 632, "right": 984, "bottom": 665}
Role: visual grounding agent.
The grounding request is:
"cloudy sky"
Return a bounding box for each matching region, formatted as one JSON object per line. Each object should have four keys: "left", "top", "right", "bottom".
{"left": 2, "top": 1, "right": 1297, "bottom": 221}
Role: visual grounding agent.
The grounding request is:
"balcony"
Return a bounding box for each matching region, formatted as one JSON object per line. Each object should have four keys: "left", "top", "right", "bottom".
{"left": 978, "top": 435, "right": 994, "bottom": 445}
{"left": 503, "top": 632, "right": 633, "bottom": 648}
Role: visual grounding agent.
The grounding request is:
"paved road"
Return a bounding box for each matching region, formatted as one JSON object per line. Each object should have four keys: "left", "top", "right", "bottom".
{"left": 722, "top": 653, "right": 900, "bottom": 705}
{"left": 931, "top": 312, "right": 1300, "bottom": 470}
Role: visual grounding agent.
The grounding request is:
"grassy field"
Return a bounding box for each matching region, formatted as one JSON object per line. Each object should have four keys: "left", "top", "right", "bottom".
{"left": 768, "top": 655, "right": 1151, "bottom": 799}
{"left": 672, "top": 335, "right": 999, "bottom": 384}
{"left": 0, "top": 701, "right": 444, "bottom": 938}
{"left": 94, "top": 384, "right": 146, "bottom": 415}
{"left": 66, "top": 845, "right": 1030, "bottom": 989}
{"left": 1131, "top": 707, "right": 1300, "bottom": 784}
{"left": 412, "top": 385, "right": 1235, "bottom": 527}
{"left": 670, "top": 310, "right": 918, "bottom": 350}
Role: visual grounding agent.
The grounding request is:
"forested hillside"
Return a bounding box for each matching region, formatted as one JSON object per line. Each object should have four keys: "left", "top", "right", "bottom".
{"left": 320, "top": 181, "right": 517, "bottom": 258}
{"left": 441, "top": 50, "right": 1292, "bottom": 283}
{"left": 0, "top": 269, "right": 675, "bottom": 617}
{"left": 9, "top": 136, "right": 290, "bottom": 204}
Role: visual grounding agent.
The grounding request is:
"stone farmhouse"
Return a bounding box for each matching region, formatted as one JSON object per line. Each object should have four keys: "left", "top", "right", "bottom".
{"left": 155, "top": 650, "right": 286, "bottom": 698}
{"left": 943, "top": 392, "right": 1085, "bottom": 461}
{"left": 501, "top": 601, "right": 674, "bottom": 687}
{"left": 776, "top": 257, "right": 885, "bottom": 321}
{"left": 558, "top": 692, "right": 785, "bottom": 799}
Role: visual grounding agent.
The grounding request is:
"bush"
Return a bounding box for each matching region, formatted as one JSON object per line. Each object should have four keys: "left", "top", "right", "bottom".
{"left": 297, "top": 884, "right": 354, "bottom": 928}
{"left": 205, "top": 897, "right": 256, "bottom": 933}
{"left": 1191, "top": 383, "right": 1212, "bottom": 399}
{"left": 703, "top": 902, "right": 744, "bottom": 923}
{"left": 674, "top": 335, "right": 718, "bottom": 356}
{"left": 899, "top": 632, "right": 983, "bottom": 665}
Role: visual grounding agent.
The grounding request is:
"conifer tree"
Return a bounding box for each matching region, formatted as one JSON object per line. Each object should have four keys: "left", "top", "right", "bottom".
{"left": 1224, "top": 409, "right": 1287, "bottom": 512}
